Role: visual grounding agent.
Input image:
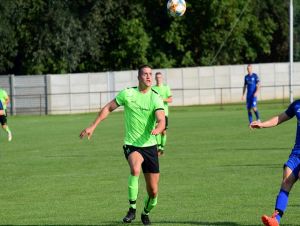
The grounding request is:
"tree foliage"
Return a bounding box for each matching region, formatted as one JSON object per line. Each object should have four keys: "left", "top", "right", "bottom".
{"left": 0, "top": 0, "right": 297, "bottom": 75}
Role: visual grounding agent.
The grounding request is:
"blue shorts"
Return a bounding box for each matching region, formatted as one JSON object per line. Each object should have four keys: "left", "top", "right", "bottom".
{"left": 284, "top": 153, "right": 300, "bottom": 178}
{"left": 246, "top": 96, "right": 257, "bottom": 109}
{"left": 0, "top": 101, "right": 3, "bottom": 110}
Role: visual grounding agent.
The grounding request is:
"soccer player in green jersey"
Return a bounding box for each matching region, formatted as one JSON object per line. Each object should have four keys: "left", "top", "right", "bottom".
{"left": 0, "top": 88, "right": 12, "bottom": 141}
{"left": 152, "top": 72, "right": 172, "bottom": 156}
{"left": 80, "top": 65, "right": 165, "bottom": 225}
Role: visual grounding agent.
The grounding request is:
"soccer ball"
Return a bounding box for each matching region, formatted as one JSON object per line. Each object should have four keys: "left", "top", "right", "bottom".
{"left": 167, "top": 0, "right": 186, "bottom": 17}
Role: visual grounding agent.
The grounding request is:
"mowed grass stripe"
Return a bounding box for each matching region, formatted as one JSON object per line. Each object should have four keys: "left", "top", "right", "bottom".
{"left": 0, "top": 104, "right": 299, "bottom": 225}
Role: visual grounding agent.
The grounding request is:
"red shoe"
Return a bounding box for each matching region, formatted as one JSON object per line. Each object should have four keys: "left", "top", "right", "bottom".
{"left": 261, "top": 212, "right": 279, "bottom": 226}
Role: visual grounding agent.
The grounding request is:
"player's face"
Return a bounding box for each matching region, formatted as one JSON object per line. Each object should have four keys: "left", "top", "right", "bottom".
{"left": 155, "top": 74, "right": 163, "bottom": 85}
{"left": 247, "top": 66, "right": 252, "bottom": 75}
{"left": 138, "top": 67, "right": 152, "bottom": 87}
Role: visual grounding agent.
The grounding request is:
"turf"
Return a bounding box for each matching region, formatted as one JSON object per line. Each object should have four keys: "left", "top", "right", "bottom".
{"left": 0, "top": 103, "right": 299, "bottom": 226}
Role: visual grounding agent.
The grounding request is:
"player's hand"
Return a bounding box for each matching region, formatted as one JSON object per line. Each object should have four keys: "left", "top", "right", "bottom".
{"left": 157, "top": 150, "right": 164, "bottom": 157}
{"left": 249, "top": 121, "right": 262, "bottom": 129}
{"left": 253, "top": 93, "right": 258, "bottom": 97}
{"left": 151, "top": 129, "right": 161, "bottom": 135}
{"left": 241, "top": 96, "right": 245, "bottom": 101}
{"left": 80, "top": 126, "right": 95, "bottom": 140}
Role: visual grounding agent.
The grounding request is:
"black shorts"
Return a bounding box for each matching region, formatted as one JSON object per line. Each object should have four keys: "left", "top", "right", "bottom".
{"left": 123, "top": 145, "right": 159, "bottom": 173}
{"left": 0, "top": 114, "right": 7, "bottom": 125}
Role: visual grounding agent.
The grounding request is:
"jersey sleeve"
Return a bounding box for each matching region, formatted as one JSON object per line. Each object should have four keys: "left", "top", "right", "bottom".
{"left": 3, "top": 90, "right": 8, "bottom": 99}
{"left": 115, "top": 89, "right": 126, "bottom": 106}
{"left": 256, "top": 74, "right": 260, "bottom": 83}
{"left": 285, "top": 101, "right": 297, "bottom": 118}
{"left": 166, "top": 85, "right": 172, "bottom": 97}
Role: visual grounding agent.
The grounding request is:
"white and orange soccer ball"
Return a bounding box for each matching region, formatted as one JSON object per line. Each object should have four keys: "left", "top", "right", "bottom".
{"left": 167, "top": 0, "right": 186, "bottom": 17}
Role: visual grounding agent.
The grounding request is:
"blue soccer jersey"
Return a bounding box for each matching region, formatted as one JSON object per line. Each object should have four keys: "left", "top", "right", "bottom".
{"left": 244, "top": 73, "right": 260, "bottom": 97}
{"left": 285, "top": 100, "right": 300, "bottom": 153}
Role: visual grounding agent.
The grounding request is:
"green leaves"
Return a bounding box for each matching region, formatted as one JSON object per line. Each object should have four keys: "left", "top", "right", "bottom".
{"left": 112, "top": 18, "right": 151, "bottom": 69}
{"left": 0, "top": 0, "right": 297, "bottom": 75}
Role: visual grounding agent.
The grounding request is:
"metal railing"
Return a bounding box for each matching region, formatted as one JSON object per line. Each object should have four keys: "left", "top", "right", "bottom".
{"left": 4, "top": 84, "right": 299, "bottom": 115}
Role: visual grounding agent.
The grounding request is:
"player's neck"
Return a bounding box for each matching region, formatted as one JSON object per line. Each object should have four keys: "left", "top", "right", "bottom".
{"left": 138, "top": 85, "right": 151, "bottom": 93}
{"left": 156, "top": 83, "right": 163, "bottom": 86}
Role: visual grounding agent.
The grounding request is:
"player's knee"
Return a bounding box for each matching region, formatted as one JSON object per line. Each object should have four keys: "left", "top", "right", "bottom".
{"left": 148, "top": 188, "right": 158, "bottom": 198}
{"left": 281, "top": 178, "right": 295, "bottom": 191}
{"left": 130, "top": 168, "right": 141, "bottom": 176}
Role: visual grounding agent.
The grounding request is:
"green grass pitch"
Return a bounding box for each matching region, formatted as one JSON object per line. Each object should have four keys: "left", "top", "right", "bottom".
{"left": 0, "top": 104, "right": 299, "bottom": 226}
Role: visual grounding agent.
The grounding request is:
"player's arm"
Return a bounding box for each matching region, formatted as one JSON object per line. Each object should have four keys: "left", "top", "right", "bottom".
{"left": 163, "top": 96, "right": 173, "bottom": 103}
{"left": 254, "top": 81, "right": 260, "bottom": 97}
{"left": 164, "top": 87, "right": 173, "bottom": 103}
{"left": 151, "top": 110, "right": 165, "bottom": 135}
{"left": 250, "top": 112, "right": 290, "bottom": 129}
{"left": 80, "top": 99, "right": 119, "bottom": 139}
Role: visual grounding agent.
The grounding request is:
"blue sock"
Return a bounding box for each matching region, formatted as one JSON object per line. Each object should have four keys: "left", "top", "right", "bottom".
{"left": 254, "top": 110, "right": 260, "bottom": 120}
{"left": 275, "top": 189, "right": 289, "bottom": 223}
{"left": 247, "top": 111, "right": 253, "bottom": 123}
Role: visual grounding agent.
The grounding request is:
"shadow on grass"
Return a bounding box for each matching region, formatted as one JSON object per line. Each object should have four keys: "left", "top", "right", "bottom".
{"left": 213, "top": 147, "right": 289, "bottom": 152}
{"left": 4, "top": 223, "right": 300, "bottom": 226}
{"left": 216, "top": 164, "right": 283, "bottom": 168}
{"left": 97, "top": 222, "right": 300, "bottom": 226}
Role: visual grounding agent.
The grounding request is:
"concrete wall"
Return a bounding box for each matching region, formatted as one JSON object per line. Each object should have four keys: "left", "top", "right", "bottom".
{"left": 47, "top": 62, "right": 300, "bottom": 114}
{"left": 1, "top": 62, "right": 300, "bottom": 115}
{"left": 0, "top": 75, "right": 46, "bottom": 114}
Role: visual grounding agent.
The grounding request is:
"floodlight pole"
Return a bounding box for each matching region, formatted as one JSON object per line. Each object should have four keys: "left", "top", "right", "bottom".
{"left": 289, "top": 0, "right": 294, "bottom": 103}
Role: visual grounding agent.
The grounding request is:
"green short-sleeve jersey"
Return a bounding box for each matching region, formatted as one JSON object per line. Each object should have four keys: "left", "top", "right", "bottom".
{"left": 115, "top": 87, "right": 164, "bottom": 147}
{"left": 0, "top": 89, "right": 8, "bottom": 110}
{"left": 152, "top": 84, "right": 172, "bottom": 116}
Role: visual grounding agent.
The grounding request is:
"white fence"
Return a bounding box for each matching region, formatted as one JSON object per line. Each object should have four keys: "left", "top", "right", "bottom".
{"left": 0, "top": 62, "right": 300, "bottom": 115}
{"left": 47, "top": 62, "right": 300, "bottom": 114}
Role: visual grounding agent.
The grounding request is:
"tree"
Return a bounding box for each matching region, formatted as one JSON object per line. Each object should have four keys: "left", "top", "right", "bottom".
{"left": 0, "top": 0, "right": 296, "bottom": 74}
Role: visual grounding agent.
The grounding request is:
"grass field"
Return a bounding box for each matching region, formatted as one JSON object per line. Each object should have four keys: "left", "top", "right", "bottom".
{"left": 0, "top": 103, "right": 300, "bottom": 226}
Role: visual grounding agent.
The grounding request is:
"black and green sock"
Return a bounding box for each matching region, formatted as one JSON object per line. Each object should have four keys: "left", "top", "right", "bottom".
{"left": 143, "top": 195, "right": 158, "bottom": 215}
{"left": 4, "top": 126, "right": 11, "bottom": 134}
{"left": 128, "top": 175, "right": 139, "bottom": 209}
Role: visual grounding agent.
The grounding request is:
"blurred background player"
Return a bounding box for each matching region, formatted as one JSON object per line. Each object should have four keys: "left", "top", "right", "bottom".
{"left": 241, "top": 64, "right": 261, "bottom": 124}
{"left": 152, "top": 72, "right": 172, "bottom": 156}
{"left": 0, "top": 100, "right": 4, "bottom": 116}
{"left": 0, "top": 88, "right": 12, "bottom": 141}
{"left": 250, "top": 100, "right": 300, "bottom": 226}
{"left": 80, "top": 65, "right": 165, "bottom": 225}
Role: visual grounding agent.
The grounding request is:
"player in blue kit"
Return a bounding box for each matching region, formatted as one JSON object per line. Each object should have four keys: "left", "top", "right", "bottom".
{"left": 250, "top": 100, "right": 300, "bottom": 226}
{"left": 0, "top": 100, "right": 4, "bottom": 115}
{"left": 242, "top": 64, "right": 261, "bottom": 124}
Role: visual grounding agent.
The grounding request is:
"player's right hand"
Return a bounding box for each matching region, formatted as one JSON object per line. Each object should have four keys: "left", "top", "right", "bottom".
{"left": 249, "top": 121, "right": 262, "bottom": 129}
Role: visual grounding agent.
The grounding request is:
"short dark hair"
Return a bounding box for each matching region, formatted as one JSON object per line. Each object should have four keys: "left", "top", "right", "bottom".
{"left": 138, "top": 64, "right": 152, "bottom": 76}
{"left": 155, "top": 72, "right": 162, "bottom": 76}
